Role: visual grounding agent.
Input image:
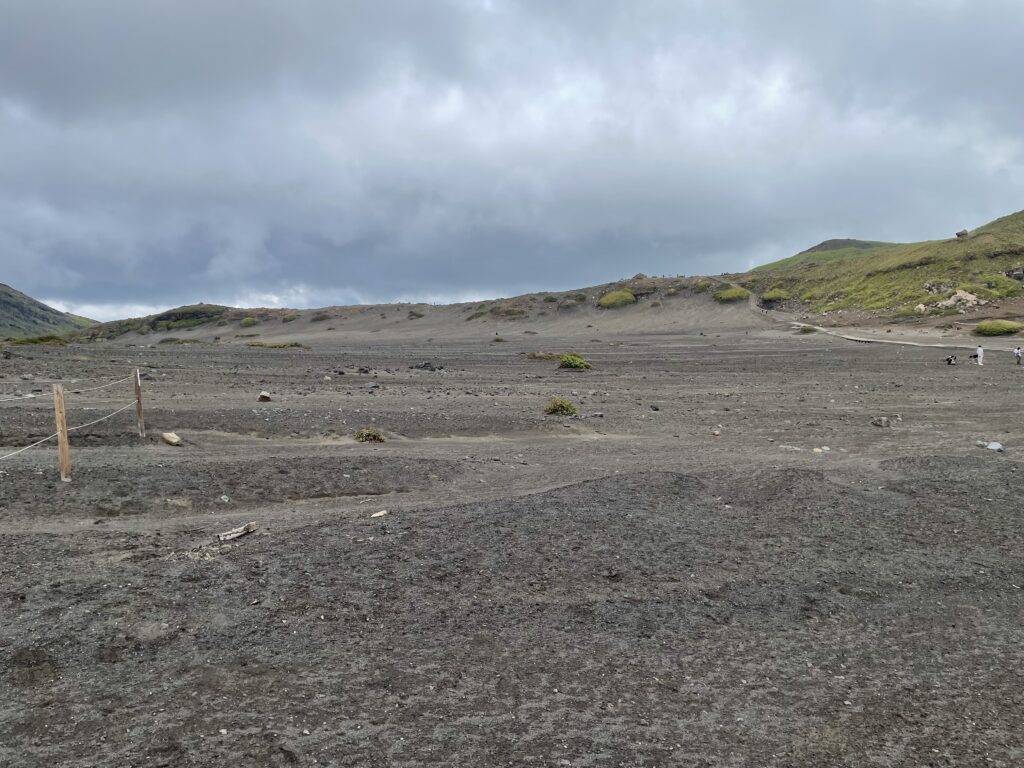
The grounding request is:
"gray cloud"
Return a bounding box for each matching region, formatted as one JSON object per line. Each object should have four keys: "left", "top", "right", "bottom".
{"left": 1, "top": 0, "right": 1022, "bottom": 319}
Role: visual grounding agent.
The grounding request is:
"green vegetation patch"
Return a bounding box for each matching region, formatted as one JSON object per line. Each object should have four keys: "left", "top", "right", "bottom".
{"left": 9, "top": 334, "right": 67, "bottom": 345}
{"left": 239, "top": 317, "right": 259, "bottom": 328}
{"left": 310, "top": 311, "right": 331, "bottom": 322}
{"left": 558, "top": 353, "right": 592, "bottom": 369}
{"left": 974, "top": 319, "right": 1024, "bottom": 336}
{"left": 157, "top": 337, "right": 202, "bottom": 345}
{"left": 797, "top": 325, "right": 817, "bottom": 334}
{"left": 354, "top": 427, "right": 385, "bottom": 443}
{"left": 544, "top": 398, "right": 578, "bottom": 416}
{"left": 597, "top": 289, "right": 636, "bottom": 309}
{"left": 713, "top": 287, "right": 750, "bottom": 303}
{"left": 761, "top": 288, "right": 790, "bottom": 302}
{"left": 281, "top": 314, "right": 300, "bottom": 323}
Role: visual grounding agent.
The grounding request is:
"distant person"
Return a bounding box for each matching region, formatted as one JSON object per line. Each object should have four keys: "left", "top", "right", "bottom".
{"left": 945, "top": 354, "right": 957, "bottom": 365}
{"left": 1015, "top": 346, "right": 1022, "bottom": 366}
{"left": 976, "top": 344, "right": 984, "bottom": 366}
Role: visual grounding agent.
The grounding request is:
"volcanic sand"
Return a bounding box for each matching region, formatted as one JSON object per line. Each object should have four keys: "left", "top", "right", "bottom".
{"left": 1, "top": 314, "right": 1023, "bottom": 766}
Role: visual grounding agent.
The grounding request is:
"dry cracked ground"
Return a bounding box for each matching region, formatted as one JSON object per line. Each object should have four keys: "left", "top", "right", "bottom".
{"left": 1, "top": 328, "right": 1023, "bottom": 767}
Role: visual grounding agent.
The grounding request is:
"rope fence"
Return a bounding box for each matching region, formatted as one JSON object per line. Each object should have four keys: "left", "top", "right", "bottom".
{"left": 0, "top": 370, "right": 146, "bottom": 481}
{"left": 0, "top": 374, "right": 135, "bottom": 402}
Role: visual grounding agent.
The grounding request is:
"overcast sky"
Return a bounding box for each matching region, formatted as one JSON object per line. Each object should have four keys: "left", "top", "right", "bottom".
{"left": 2, "top": 0, "right": 1023, "bottom": 320}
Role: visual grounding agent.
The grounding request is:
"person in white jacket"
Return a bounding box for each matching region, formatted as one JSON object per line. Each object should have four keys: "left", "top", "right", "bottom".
{"left": 976, "top": 344, "right": 984, "bottom": 366}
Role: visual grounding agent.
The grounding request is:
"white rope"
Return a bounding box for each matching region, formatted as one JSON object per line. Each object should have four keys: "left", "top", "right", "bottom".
{"left": 0, "top": 394, "right": 38, "bottom": 403}
{"left": 72, "top": 375, "right": 134, "bottom": 394}
{"left": 0, "top": 374, "right": 134, "bottom": 403}
{"left": 0, "top": 433, "right": 58, "bottom": 461}
{"left": 0, "top": 401, "right": 136, "bottom": 462}
{"left": 67, "top": 401, "right": 137, "bottom": 432}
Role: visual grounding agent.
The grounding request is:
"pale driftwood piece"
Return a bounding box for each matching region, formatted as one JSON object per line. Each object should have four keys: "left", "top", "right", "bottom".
{"left": 217, "top": 521, "right": 257, "bottom": 542}
{"left": 53, "top": 384, "right": 71, "bottom": 482}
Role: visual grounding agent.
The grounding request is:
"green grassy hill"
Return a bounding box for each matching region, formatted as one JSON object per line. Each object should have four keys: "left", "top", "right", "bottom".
{"left": 0, "top": 283, "right": 95, "bottom": 338}
{"left": 743, "top": 210, "right": 1024, "bottom": 313}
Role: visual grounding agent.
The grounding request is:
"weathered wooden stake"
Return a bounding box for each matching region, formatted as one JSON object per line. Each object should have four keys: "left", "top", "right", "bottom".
{"left": 134, "top": 369, "right": 146, "bottom": 438}
{"left": 52, "top": 383, "right": 71, "bottom": 482}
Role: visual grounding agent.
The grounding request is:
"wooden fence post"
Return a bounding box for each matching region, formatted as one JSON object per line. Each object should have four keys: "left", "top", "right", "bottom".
{"left": 52, "top": 383, "right": 71, "bottom": 482}
{"left": 134, "top": 369, "right": 146, "bottom": 438}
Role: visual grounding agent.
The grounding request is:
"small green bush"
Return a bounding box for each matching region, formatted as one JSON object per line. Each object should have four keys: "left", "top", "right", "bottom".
{"left": 797, "top": 325, "right": 817, "bottom": 334}
{"left": 558, "top": 353, "right": 592, "bottom": 369}
{"left": 713, "top": 287, "right": 750, "bottom": 303}
{"left": 281, "top": 314, "right": 300, "bottom": 323}
{"left": 975, "top": 319, "right": 1024, "bottom": 336}
{"left": 543, "top": 295, "right": 558, "bottom": 302}
{"left": 693, "top": 281, "right": 712, "bottom": 293}
{"left": 354, "top": 427, "right": 385, "bottom": 443}
{"left": 544, "top": 398, "right": 578, "bottom": 416}
{"left": 310, "top": 311, "right": 331, "bottom": 322}
{"left": 597, "top": 289, "right": 636, "bottom": 309}
{"left": 239, "top": 317, "right": 259, "bottom": 328}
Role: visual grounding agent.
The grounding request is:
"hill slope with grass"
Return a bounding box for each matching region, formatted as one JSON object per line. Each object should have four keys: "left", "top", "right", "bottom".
{"left": 742, "top": 210, "right": 1024, "bottom": 315}
{"left": 0, "top": 283, "right": 95, "bottom": 339}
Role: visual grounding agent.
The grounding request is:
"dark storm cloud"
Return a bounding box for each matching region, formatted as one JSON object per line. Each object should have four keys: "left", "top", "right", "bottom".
{"left": 1, "top": 0, "right": 1022, "bottom": 319}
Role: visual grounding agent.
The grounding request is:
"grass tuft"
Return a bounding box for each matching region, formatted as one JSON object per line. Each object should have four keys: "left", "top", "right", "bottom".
{"left": 974, "top": 319, "right": 1024, "bottom": 336}
{"left": 558, "top": 353, "right": 592, "bottom": 369}
{"left": 761, "top": 288, "right": 790, "bottom": 302}
{"left": 353, "top": 427, "right": 385, "bottom": 443}
{"left": 239, "top": 317, "right": 259, "bottom": 328}
{"left": 713, "top": 287, "right": 750, "bottom": 302}
{"left": 544, "top": 398, "right": 578, "bottom": 416}
{"left": 597, "top": 289, "right": 636, "bottom": 309}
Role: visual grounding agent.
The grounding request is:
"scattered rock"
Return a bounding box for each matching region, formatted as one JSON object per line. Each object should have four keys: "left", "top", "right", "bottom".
{"left": 258, "top": 391, "right": 272, "bottom": 402}
{"left": 956, "top": 229, "right": 969, "bottom": 240}
{"left": 371, "top": 510, "right": 388, "bottom": 518}
{"left": 161, "top": 432, "right": 182, "bottom": 446}
{"left": 219, "top": 495, "right": 230, "bottom": 504}
{"left": 410, "top": 362, "right": 444, "bottom": 371}
{"left": 872, "top": 416, "right": 892, "bottom": 427}
{"left": 987, "top": 442, "right": 1004, "bottom": 452}
{"left": 937, "top": 290, "right": 985, "bottom": 310}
